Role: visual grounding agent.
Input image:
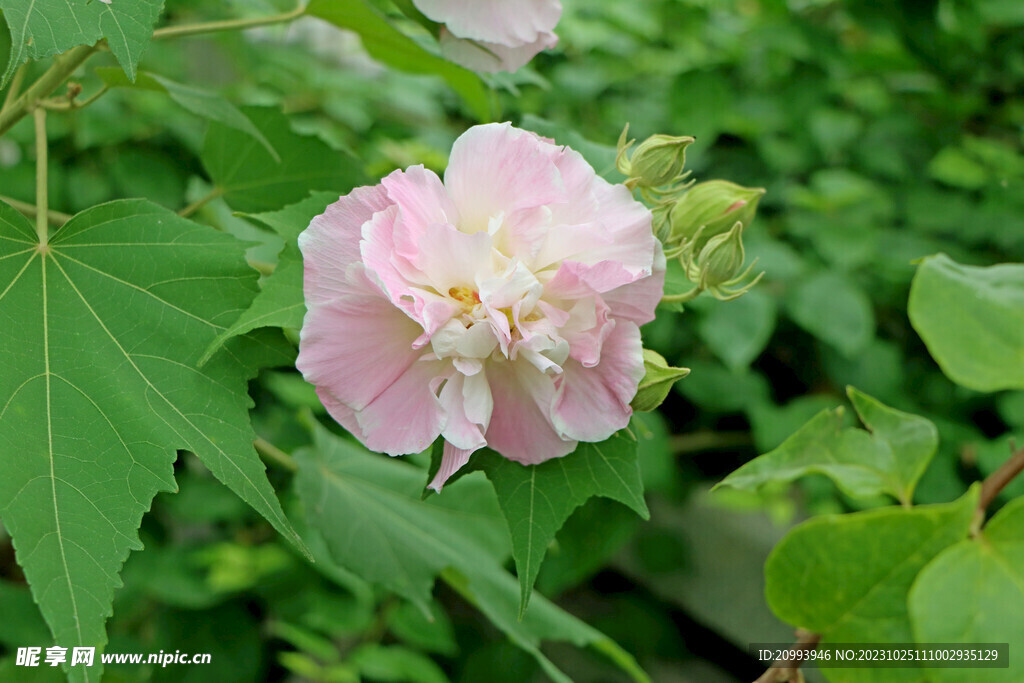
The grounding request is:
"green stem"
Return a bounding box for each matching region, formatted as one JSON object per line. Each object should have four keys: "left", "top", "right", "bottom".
{"left": 153, "top": 3, "right": 306, "bottom": 40}
{"left": 254, "top": 437, "right": 298, "bottom": 473}
{"left": 0, "top": 194, "right": 72, "bottom": 226}
{"left": 40, "top": 84, "right": 110, "bottom": 111}
{"left": 178, "top": 187, "right": 224, "bottom": 218}
{"left": 0, "top": 45, "right": 97, "bottom": 138}
{"left": 1, "top": 63, "right": 28, "bottom": 117}
{"left": 34, "top": 107, "right": 48, "bottom": 246}
{"left": 670, "top": 430, "right": 752, "bottom": 455}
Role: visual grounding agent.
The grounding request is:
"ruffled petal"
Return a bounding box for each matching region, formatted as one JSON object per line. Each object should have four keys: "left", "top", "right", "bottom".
{"left": 299, "top": 184, "right": 392, "bottom": 304}
{"left": 438, "top": 30, "right": 558, "bottom": 74}
{"left": 415, "top": 0, "right": 561, "bottom": 46}
{"left": 551, "top": 321, "right": 644, "bottom": 442}
{"left": 439, "top": 371, "right": 492, "bottom": 450}
{"left": 445, "top": 124, "right": 565, "bottom": 243}
{"left": 296, "top": 286, "right": 425, "bottom": 412}
{"left": 428, "top": 442, "right": 480, "bottom": 492}
{"left": 483, "top": 359, "right": 577, "bottom": 464}
{"left": 355, "top": 358, "right": 449, "bottom": 455}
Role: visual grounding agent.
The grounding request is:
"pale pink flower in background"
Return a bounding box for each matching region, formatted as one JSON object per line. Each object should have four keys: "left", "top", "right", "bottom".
{"left": 412, "top": 0, "right": 562, "bottom": 73}
{"left": 297, "top": 123, "right": 664, "bottom": 490}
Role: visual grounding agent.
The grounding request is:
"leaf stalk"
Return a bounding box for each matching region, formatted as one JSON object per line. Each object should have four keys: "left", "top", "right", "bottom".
{"left": 153, "top": 3, "right": 306, "bottom": 41}
{"left": 33, "top": 107, "right": 48, "bottom": 246}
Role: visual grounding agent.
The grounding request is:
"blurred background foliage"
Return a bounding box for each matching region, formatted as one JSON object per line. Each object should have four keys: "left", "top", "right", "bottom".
{"left": 1, "top": 0, "right": 1023, "bottom": 681}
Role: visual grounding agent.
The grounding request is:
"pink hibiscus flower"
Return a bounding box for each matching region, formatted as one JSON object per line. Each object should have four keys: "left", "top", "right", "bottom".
{"left": 296, "top": 123, "right": 664, "bottom": 490}
{"left": 412, "top": 0, "right": 561, "bottom": 73}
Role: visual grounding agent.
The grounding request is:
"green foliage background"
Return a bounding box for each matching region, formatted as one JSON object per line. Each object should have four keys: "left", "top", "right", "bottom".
{"left": 0, "top": 0, "right": 1022, "bottom": 681}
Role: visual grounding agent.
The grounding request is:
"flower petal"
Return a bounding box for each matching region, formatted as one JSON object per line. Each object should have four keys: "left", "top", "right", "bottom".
{"left": 355, "top": 358, "right": 449, "bottom": 455}
{"left": 415, "top": 0, "right": 561, "bottom": 46}
{"left": 299, "top": 184, "right": 392, "bottom": 304}
{"left": 445, "top": 123, "right": 564, "bottom": 242}
{"left": 438, "top": 31, "right": 558, "bottom": 74}
{"left": 483, "top": 359, "right": 577, "bottom": 464}
{"left": 551, "top": 321, "right": 644, "bottom": 442}
{"left": 296, "top": 287, "right": 425, "bottom": 412}
{"left": 428, "top": 442, "right": 479, "bottom": 492}
{"left": 439, "top": 371, "right": 491, "bottom": 450}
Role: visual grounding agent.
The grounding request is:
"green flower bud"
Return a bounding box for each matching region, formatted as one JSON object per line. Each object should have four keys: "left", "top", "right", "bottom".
{"left": 697, "top": 221, "right": 748, "bottom": 288}
{"left": 677, "top": 220, "right": 763, "bottom": 301}
{"left": 631, "top": 349, "right": 690, "bottom": 412}
{"left": 617, "top": 124, "right": 695, "bottom": 190}
{"left": 651, "top": 201, "right": 674, "bottom": 243}
{"left": 667, "top": 180, "right": 765, "bottom": 248}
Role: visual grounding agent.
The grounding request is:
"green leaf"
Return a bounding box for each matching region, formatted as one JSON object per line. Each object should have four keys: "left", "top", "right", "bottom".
{"left": 786, "top": 271, "right": 874, "bottom": 356}
{"left": 0, "top": 199, "right": 304, "bottom": 681}
{"left": 847, "top": 387, "right": 938, "bottom": 503}
{"left": 201, "top": 106, "right": 363, "bottom": 214}
{"left": 908, "top": 254, "right": 1024, "bottom": 392}
{"left": 294, "top": 424, "right": 648, "bottom": 683}
{"left": 927, "top": 146, "right": 990, "bottom": 189}
{"left": 95, "top": 67, "right": 278, "bottom": 160}
{"left": 474, "top": 431, "right": 649, "bottom": 614}
{"left": 0, "top": 0, "right": 163, "bottom": 86}
{"left": 200, "top": 193, "right": 340, "bottom": 363}
{"left": 349, "top": 644, "right": 449, "bottom": 683}
{"left": 306, "top": 0, "right": 491, "bottom": 122}
{"left": 719, "top": 388, "right": 938, "bottom": 504}
{"left": 697, "top": 288, "right": 777, "bottom": 369}
{"left": 766, "top": 487, "right": 979, "bottom": 683}
{"left": 908, "top": 497, "right": 1024, "bottom": 683}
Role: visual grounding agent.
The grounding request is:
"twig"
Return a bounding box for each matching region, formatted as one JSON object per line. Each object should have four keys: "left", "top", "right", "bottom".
{"left": 0, "top": 194, "right": 72, "bottom": 226}
{"left": 153, "top": 3, "right": 306, "bottom": 40}
{"left": 754, "top": 629, "right": 822, "bottom": 683}
{"left": 977, "top": 442, "right": 1024, "bottom": 517}
{"left": 178, "top": 187, "right": 224, "bottom": 218}
{"left": 0, "top": 44, "right": 97, "bottom": 138}
{"left": 670, "top": 430, "right": 753, "bottom": 455}
{"left": 254, "top": 437, "right": 298, "bottom": 473}
{"left": 1, "top": 63, "right": 28, "bottom": 117}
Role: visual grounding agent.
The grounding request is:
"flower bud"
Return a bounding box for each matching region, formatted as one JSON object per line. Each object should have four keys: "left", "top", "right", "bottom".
{"left": 651, "top": 201, "right": 674, "bottom": 243}
{"left": 617, "top": 125, "right": 695, "bottom": 190}
{"left": 679, "top": 220, "right": 764, "bottom": 301}
{"left": 631, "top": 349, "right": 690, "bottom": 412}
{"left": 697, "top": 222, "right": 748, "bottom": 288}
{"left": 667, "top": 180, "right": 765, "bottom": 248}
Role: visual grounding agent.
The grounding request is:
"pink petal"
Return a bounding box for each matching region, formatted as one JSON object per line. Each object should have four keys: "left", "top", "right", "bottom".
{"left": 413, "top": 220, "right": 496, "bottom": 294}
{"left": 415, "top": 0, "right": 561, "bottom": 47}
{"left": 428, "top": 442, "right": 480, "bottom": 492}
{"left": 296, "top": 287, "right": 425, "bottom": 412}
{"left": 445, "top": 124, "right": 564, "bottom": 244}
{"left": 535, "top": 180, "right": 655, "bottom": 275}
{"left": 299, "top": 184, "right": 392, "bottom": 305}
{"left": 381, "top": 166, "right": 460, "bottom": 263}
{"left": 483, "top": 359, "right": 577, "bottom": 464}
{"left": 438, "top": 31, "right": 558, "bottom": 74}
{"left": 439, "top": 371, "right": 492, "bottom": 450}
{"left": 315, "top": 386, "right": 367, "bottom": 442}
{"left": 551, "top": 321, "right": 644, "bottom": 442}
{"left": 355, "top": 358, "right": 449, "bottom": 455}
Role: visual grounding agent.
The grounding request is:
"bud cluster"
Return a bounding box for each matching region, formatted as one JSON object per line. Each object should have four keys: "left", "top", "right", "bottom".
{"left": 617, "top": 124, "right": 766, "bottom": 304}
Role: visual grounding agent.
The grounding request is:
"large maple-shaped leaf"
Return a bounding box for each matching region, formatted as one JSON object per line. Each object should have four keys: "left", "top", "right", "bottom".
{"left": 0, "top": 200, "right": 302, "bottom": 682}
{"left": 0, "top": 0, "right": 163, "bottom": 86}
{"left": 469, "top": 431, "right": 649, "bottom": 615}
{"left": 295, "top": 424, "right": 649, "bottom": 683}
